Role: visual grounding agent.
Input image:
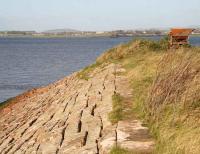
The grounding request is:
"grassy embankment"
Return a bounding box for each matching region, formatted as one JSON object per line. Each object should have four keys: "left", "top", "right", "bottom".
{"left": 78, "top": 38, "right": 200, "bottom": 154}
{"left": 1, "top": 37, "right": 199, "bottom": 153}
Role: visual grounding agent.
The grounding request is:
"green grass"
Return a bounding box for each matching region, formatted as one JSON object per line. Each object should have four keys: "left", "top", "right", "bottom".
{"left": 110, "top": 146, "right": 131, "bottom": 154}
{"left": 131, "top": 76, "right": 154, "bottom": 119}
{"left": 108, "top": 93, "right": 124, "bottom": 124}
{"left": 110, "top": 146, "right": 148, "bottom": 154}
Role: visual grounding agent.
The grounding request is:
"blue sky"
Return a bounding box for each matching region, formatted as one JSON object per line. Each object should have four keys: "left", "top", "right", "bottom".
{"left": 0, "top": 0, "right": 200, "bottom": 31}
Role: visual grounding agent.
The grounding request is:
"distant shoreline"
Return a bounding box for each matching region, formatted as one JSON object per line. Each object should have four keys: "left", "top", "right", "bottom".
{"left": 0, "top": 34, "right": 166, "bottom": 38}
{"left": 0, "top": 34, "right": 200, "bottom": 39}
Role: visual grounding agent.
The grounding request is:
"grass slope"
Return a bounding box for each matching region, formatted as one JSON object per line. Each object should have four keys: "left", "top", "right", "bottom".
{"left": 79, "top": 38, "right": 200, "bottom": 154}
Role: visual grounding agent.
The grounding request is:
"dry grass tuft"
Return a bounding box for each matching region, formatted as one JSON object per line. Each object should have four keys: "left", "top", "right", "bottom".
{"left": 146, "top": 49, "right": 200, "bottom": 120}
{"left": 144, "top": 48, "right": 200, "bottom": 154}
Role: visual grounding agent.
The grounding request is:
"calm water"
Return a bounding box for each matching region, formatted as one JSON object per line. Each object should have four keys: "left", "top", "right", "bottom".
{"left": 0, "top": 36, "right": 199, "bottom": 102}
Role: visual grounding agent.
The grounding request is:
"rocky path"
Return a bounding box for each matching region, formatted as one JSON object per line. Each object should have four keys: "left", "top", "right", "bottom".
{"left": 0, "top": 64, "right": 154, "bottom": 154}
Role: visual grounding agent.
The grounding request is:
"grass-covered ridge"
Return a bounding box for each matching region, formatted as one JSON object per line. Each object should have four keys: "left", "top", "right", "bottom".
{"left": 82, "top": 38, "right": 200, "bottom": 154}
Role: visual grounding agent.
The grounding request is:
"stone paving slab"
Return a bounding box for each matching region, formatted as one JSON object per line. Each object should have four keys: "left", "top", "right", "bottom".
{"left": 0, "top": 64, "right": 154, "bottom": 154}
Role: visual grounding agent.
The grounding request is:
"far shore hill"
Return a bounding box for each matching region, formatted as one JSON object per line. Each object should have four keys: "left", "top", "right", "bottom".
{"left": 1, "top": 28, "right": 200, "bottom": 38}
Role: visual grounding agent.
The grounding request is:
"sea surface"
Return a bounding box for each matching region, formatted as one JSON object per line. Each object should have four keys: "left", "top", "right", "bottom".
{"left": 0, "top": 36, "right": 200, "bottom": 103}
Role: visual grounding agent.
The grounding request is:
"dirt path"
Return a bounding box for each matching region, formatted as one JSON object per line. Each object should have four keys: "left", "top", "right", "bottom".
{"left": 111, "top": 69, "right": 154, "bottom": 153}
{"left": 0, "top": 64, "right": 154, "bottom": 154}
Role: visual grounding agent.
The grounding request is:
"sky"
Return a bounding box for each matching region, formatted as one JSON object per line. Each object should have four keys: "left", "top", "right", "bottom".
{"left": 0, "top": 0, "right": 200, "bottom": 31}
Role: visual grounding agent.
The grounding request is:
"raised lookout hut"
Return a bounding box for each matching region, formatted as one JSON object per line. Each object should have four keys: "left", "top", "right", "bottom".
{"left": 169, "top": 28, "right": 194, "bottom": 48}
